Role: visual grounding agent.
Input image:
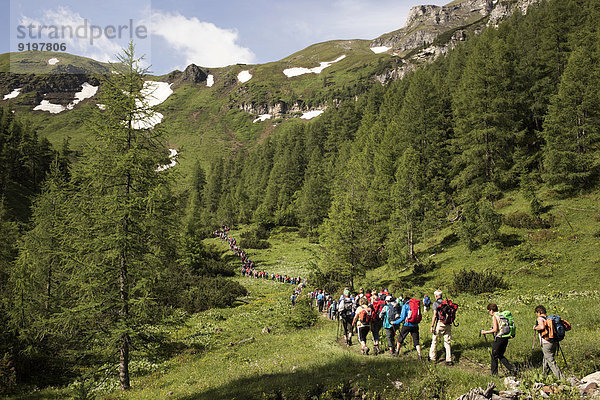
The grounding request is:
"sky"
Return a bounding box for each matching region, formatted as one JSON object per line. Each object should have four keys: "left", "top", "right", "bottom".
{"left": 1, "top": 0, "right": 448, "bottom": 75}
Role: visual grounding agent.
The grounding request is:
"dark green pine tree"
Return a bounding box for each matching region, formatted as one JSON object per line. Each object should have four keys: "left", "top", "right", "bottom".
{"left": 452, "top": 28, "right": 522, "bottom": 200}
{"left": 55, "top": 43, "right": 176, "bottom": 390}
{"left": 183, "top": 162, "right": 206, "bottom": 238}
{"left": 388, "top": 147, "right": 426, "bottom": 264}
{"left": 10, "top": 160, "right": 71, "bottom": 337}
{"left": 543, "top": 43, "right": 600, "bottom": 194}
{"left": 297, "top": 148, "right": 330, "bottom": 235}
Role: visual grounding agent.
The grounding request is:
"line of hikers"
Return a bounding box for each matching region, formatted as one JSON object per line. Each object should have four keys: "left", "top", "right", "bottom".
{"left": 213, "top": 226, "right": 308, "bottom": 288}
{"left": 311, "top": 287, "right": 570, "bottom": 378}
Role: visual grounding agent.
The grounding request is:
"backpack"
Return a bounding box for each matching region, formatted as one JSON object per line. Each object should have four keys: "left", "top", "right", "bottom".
{"left": 436, "top": 299, "right": 459, "bottom": 326}
{"left": 497, "top": 311, "right": 516, "bottom": 338}
{"left": 545, "top": 315, "right": 571, "bottom": 342}
{"left": 383, "top": 302, "right": 400, "bottom": 323}
{"left": 358, "top": 307, "right": 372, "bottom": 324}
{"left": 423, "top": 296, "right": 431, "bottom": 307}
{"left": 370, "top": 300, "right": 384, "bottom": 322}
{"left": 405, "top": 298, "right": 422, "bottom": 324}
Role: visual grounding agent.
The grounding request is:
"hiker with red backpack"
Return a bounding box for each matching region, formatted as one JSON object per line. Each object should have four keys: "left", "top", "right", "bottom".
{"left": 369, "top": 293, "right": 386, "bottom": 355}
{"left": 429, "top": 290, "right": 455, "bottom": 365}
{"left": 352, "top": 297, "right": 372, "bottom": 355}
{"left": 394, "top": 294, "right": 422, "bottom": 358}
{"left": 481, "top": 303, "right": 517, "bottom": 376}
{"left": 533, "top": 305, "right": 570, "bottom": 379}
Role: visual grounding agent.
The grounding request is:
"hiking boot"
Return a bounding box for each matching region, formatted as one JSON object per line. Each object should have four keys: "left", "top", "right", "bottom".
{"left": 365, "top": 347, "right": 370, "bottom": 355}
{"left": 348, "top": 339, "right": 352, "bottom": 346}
{"left": 373, "top": 346, "right": 379, "bottom": 355}
{"left": 445, "top": 361, "right": 454, "bottom": 366}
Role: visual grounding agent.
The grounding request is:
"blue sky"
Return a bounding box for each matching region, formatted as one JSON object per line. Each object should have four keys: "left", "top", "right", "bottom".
{"left": 2, "top": 0, "right": 448, "bottom": 75}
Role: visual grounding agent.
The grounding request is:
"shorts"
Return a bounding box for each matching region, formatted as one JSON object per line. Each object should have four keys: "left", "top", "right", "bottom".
{"left": 358, "top": 325, "right": 370, "bottom": 343}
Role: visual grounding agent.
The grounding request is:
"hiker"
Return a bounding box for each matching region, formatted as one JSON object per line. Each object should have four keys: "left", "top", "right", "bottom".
{"left": 380, "top": 295, "right": 398, "bottom": 355}
{"left": 394, "top": 295, "right": 422, "bottom": 358}
{"left": 533, "top": 305, "right": 565, "bottom": 380}
{"left": 423, "top": 295, "right": 431, "bottom": 312}
{"left": 370, "top": 293, "right": 385, "bottom": 355}
{"left": 317, "top": 290, "right": 325, "bottom": 312}
{"left": 339, "top": 290, "right": 355, "bottom": 345}
{"left": 429, "top": 290, "right": 452, "bottom": 365}
{"left": 481, "top": 303, "right": 516, "bottom": 376}
{"left": 291, "top": 292, "right": 297, "bottom": 306}
{"left": 353, "top": 297, "right": 372, "bottom": 355}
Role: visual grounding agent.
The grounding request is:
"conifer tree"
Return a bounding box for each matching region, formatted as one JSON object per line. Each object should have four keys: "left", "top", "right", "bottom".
{"left": 52, "top": 43, "right": 176, "bottom": 390}
{"left": 543, "top": 44, "right": 600, "bottom": 193}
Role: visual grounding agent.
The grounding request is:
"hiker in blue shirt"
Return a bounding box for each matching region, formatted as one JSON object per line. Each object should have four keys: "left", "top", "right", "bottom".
{"left": 393, "top": 295, "right": 422, "bottom": 358}
{"left": 317, "top": 290, "right": 325, "bottom": 313}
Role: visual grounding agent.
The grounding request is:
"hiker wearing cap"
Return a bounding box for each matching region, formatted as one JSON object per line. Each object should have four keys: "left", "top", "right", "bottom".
{"left": 481, "top": 303, "right": 516, "bottom": 376}
{"left": 394, "top": 294, "right": 422, "bottom": 358}
{"left": 380, "top": 295, "right": 398, "bottom": 355}
{"left": 533, "top": 305, "right": 565, "bottom": 380}
{"left": 353, "top": 297, "right": 372, "bottom": 355}
{"left": 429, "top": 290, "right": 452, "bottom": 365}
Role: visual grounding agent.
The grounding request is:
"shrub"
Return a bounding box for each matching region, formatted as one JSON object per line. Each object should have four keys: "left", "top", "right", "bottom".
{"left": 239, "top": 225, "right": 272, "bottom": 248}
{"left": 529, "top": 229, "right": 556, "bottom": 243}
{"left": 181, "top": 276, "right": 248, "bottom": 313}
{"left": 238, "top": 237, "right": 271, "bottom": 249}
{"left": 0, "top": 353, "right": 16, "bottom": 395}
{"left": 452, "top": 269, "right": 509, "bottom": 295}
{"left": 284, "top": 297, "right": 318, "bottom": 329}
{"left": 413, "top": 259, "right": 437, "bottom": 275}
{"left": 504, "top": 212, "right": 555, "bottom": 229}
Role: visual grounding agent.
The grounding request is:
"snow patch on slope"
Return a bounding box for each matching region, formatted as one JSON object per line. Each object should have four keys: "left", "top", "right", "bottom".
{"left": 283, "top": 55, "right": 346, "bottom": 78}
{"left": 238, "top": 71, "right": 252, "bottom": 83}
{"left": 34, "top": 82, "right": 98, "bottom": 113}
{"left": 300, "top": 110, "right": 324, "bottom": 120}
{"left": 157, "top": 149, "right": 178, "bottom": 171}
{"left": 140, "top": 81, "right": 173, "bottom": 107}
{"left": 34, "top": 100, "right": 67, "bottom": 114}
{"left": 253, "top": 114, "right": 271, "bottom": 123}
{"left": 206, "top": 74, "right": 214, "bottom": 87}
{"left": 370, "top": 46, "right": 391, "bottom": 54}
{"left": 48, "top": 58, "right": 60, "bottom": 65}
{"left": 3, "top": 88, "right": 22, "bottom": 100}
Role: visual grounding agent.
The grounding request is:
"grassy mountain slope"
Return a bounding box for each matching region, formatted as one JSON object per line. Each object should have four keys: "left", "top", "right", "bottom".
{"left": 0, "top": 51, "right": 114, "bottom": 74}
{"left": 9, "top": 191, "right": 598, "bottom": 399}
{"left": 1, "top": 42, "right": 393, "bottom": 176}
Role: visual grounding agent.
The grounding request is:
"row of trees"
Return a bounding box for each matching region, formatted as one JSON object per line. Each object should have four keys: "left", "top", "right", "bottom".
{"left": 0, "top": 44, "right": 244, "bottom": 393}
{"left": 198, "top": 0, "right": 600, "bottom": 288}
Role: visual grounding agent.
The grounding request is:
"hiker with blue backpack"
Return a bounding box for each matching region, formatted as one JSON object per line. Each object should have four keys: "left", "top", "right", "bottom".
{"left": 394, "top": 294, "right": 422, "bottom": 358}
{"left": 380, "top": 295, "right": 399, "bottom": 355}
{"left": 533, "top": 305, "right": 571, "bottom": 379}
{"left": 481, "top": 303, "right": 517, "bottom": 376}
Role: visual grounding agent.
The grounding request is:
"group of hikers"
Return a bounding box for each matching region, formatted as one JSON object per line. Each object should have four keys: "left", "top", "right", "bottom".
{"left": 309, "top": 287, "right": 570, "bottom": 378}
{"left": 213, "top": 226, "right": 308, "bottom": 288}
{"left": 213, "top": 225, "right": 570, "bottom": 379}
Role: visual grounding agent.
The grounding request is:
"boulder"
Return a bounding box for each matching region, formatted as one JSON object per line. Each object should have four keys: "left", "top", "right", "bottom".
{"left": 583, "top": 372, "right": 600, "bottom": 385}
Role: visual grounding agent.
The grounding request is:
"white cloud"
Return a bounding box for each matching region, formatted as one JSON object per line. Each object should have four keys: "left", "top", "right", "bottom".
{"left": 150, "top": 11, "right": 256, "bottom": 69}
{"left": 18, "top": 7, "right": 123, "bottom": 63}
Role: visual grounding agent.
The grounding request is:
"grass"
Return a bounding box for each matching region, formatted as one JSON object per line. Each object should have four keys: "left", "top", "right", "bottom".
{"left": 6, "top": 190, "right": 600, "bottom": 399}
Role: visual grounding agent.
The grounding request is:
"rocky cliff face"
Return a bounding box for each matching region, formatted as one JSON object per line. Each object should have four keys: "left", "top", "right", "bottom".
{"left": 237, "top": 100, "right": 315, "bottom": 117}
{"left": 372, "top": 0, "right": 542, "bottom": 83}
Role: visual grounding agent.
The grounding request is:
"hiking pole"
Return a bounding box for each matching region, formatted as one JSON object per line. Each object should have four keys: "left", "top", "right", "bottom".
{"left": 336, "top": 313, "right": 340, "bottom": 341}
{"left": 480, "top": 332, "right": 492, "bottom": 357}
{"left": 558, "top": 342, "right": 569, "bottom": 369}
{"left": 532, "top": 330, "right": 536, "bottom": 351}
